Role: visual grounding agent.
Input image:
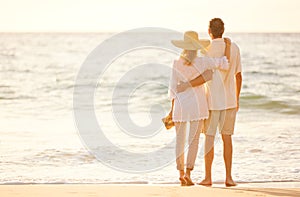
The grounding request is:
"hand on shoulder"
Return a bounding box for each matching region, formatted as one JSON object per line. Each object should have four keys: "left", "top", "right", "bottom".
{"left": 224, "top": 37, "right": 231, "bottom": 45}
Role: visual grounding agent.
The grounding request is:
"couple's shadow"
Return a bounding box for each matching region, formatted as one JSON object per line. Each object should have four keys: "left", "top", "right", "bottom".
{"left": 218, "top": 187, "right": 300, "bottom": 197}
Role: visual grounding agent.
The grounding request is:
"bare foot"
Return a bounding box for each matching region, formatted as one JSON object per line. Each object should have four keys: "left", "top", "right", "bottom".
{"left": 225, "top": 178, "right": 237, "bottom": 187}
{"left": 179, "top": 177, "right": 187, "bottom": 186}
{"left": 184, "top": 176, "right": 195, "bottom": 186}
{"left": 198, "top": 178, "right": 212, "bottom": 186}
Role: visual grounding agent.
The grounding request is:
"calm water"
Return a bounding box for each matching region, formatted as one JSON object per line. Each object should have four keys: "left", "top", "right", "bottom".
{"left": 0, "top": 32, "right": 299, "bottom": 184}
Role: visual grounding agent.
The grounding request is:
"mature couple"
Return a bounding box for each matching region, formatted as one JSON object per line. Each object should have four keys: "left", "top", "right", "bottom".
{"left": 168, "top": 18, "right": 242, "bottom": 186}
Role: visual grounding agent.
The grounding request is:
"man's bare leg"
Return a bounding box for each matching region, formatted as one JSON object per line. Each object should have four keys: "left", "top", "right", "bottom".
{"left": 222, "top": 134, "right": 236, "bottom": 186}
{"left": 199, "top": 135, "right": 214, "bottom": 186}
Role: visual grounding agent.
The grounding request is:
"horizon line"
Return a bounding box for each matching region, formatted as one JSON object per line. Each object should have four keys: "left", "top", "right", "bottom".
{"left": 0, "top": 31, "right": 299, "bottom": 34}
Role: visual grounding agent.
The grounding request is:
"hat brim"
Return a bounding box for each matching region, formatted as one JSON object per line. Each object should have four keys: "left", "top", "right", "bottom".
{"left": 171, "top": 39, "right": 210, "bottom": 50}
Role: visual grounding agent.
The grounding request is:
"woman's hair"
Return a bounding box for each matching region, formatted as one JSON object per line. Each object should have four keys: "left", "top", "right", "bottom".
{"left": 181, "top": 50, "right": 197, "bottom": 65}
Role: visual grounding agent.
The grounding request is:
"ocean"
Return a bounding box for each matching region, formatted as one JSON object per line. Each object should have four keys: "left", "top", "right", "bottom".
{"left": 0, "top": 32, "right": 299, "bottom": 184}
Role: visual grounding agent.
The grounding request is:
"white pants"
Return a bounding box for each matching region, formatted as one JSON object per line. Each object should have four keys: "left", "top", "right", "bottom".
{"left": 175, "top": 120, "right": 203, "bottom": 171}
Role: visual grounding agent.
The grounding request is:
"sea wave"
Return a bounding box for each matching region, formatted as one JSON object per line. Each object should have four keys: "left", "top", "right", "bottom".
{"left": 241, "top": 93, "right": 300, "bottom": 114}
{"left": 0, "top": 33, "right": 300, "bottom": 184}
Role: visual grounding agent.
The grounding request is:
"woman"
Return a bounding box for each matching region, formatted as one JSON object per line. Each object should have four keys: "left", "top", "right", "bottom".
{"left": 168, "top": 31, "right": 230, "bottom": 186}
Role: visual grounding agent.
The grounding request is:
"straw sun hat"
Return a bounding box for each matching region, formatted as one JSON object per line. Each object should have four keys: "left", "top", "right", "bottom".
{"left": 171, "top": 31, "right": 210, "bottom": 51}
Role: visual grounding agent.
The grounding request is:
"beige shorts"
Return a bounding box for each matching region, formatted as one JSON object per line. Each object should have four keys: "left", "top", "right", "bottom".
{"left": 203, "top": 108, "right": 237, "bottom": 136}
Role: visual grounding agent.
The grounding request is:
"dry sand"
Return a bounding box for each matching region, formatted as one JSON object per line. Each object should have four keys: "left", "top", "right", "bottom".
{"left": 0, "top": 183, "right": 300, "bottom": 197}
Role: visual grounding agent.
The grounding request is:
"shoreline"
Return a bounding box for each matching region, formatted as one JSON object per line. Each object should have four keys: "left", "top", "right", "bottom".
{"left": 0, "top": 183, "right": 299, "bottom": 197}
{"left": 1, "top": 181, "right": 300, "bottom": 186}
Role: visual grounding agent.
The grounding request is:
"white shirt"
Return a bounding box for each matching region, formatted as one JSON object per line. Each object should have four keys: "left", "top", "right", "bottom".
{"left": 169, "top": 56, "right": 229, "bottom": 122}
{"left": 206, "top": 38, "right": 242, "bottom": 110}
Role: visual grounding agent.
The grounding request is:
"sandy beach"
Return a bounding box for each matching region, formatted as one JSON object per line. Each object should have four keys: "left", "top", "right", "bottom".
{"left": 0, "top": 183, "right": 300, "bottom": 197}
{"left": 1, "top": 1, "right": 300, "bottom": 197}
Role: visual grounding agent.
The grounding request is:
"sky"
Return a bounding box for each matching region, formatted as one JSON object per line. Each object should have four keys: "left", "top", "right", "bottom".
{"left": 1, "top": 0, "right": 300, "bottom": 32}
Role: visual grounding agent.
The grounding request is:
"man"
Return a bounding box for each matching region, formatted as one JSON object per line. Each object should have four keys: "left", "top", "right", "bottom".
{"left": 177, "top": 18, "right": 242, "bottom": 186}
